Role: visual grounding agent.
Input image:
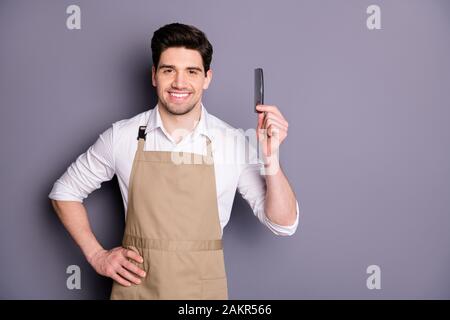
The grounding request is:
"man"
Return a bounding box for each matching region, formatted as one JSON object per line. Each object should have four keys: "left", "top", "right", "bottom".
{"left": 49, "top": 23, "right": 299, "bottom": 300}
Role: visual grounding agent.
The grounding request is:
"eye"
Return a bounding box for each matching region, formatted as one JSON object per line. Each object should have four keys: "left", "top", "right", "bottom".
{"left": 163, "top": 69, "right": 173, "bottom": 74}
{"left": 189, "top": 70, "right": 198, "bottom": 75}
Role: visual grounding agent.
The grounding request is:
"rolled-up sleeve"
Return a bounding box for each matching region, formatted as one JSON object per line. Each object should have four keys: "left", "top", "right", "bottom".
{"left": 236, "top": 139, "right": 299, "bottom": 236}
{"left": 48, "top": 126, "right": 115, "bottom": 202}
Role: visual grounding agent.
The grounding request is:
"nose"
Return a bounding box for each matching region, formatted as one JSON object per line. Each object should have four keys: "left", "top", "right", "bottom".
{"left": 172, "top": 71, "right": 188, "bottom": 89}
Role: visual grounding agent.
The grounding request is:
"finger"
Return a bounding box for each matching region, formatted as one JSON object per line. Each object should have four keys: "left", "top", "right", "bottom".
{"left": 255, "top": 105, "right": 283, "bottom": 118}
{"left": 257, "top": 125, "right": 267, "bottom": 143}
{"left": 111, "top": 273, "right": 132, "bottom": 287}
{"left": 272, "top": 113, "right": 288, "bottom": 128}
{"left": 264, "top": 114, "right": 272, "bottom": 157}
{"left": 257, "top": 112, "right": 264, "bottom": 131}
{"left": 257, "top": 126, "right": 268, "bottom": 157}
{"left": 266, "top": 125, "right": 282, "bottom": 157}
{"left": 123, "top": 260, "right": 146, "bottom": 278}
{"left": 124, "top": 248, "right": 144, "bottom": 264}
{"left": 267, "top": 124, "right": 284, "bottom": 143}
{"left": 117, "top": 266, "right": 142, "bottom": 285}
{"left": 263, "top": 115, "right": 288, "bottom": 132}
{"left": 262, "top": 111, "right": 288, "bottom": 128}
{"left": 257, "top": 112, "right": 265, "bottom": 142}
{"left": 263, "top": 118, "right": 288, "bottom": 131}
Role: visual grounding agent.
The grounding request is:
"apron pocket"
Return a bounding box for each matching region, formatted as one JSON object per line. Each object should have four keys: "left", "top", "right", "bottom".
{"left": 201, "top": 277, "right": 228, "bottom": 300}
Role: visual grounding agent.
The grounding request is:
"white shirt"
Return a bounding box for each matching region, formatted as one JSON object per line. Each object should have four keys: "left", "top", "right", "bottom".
{"left": 48, "top": 104, "right": 299, "bottom": 236}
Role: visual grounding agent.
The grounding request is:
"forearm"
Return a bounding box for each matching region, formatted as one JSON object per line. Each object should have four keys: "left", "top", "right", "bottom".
{"left": 263, "top": 160, "right": 297, "bottom": 226}
{"left": 51, "top": 200, "right": 104, "bottom": 262}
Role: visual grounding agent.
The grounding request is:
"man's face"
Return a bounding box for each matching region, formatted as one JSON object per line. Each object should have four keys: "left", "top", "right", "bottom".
{"left": 152, "top": 47, "right": 212, "bottom": 116}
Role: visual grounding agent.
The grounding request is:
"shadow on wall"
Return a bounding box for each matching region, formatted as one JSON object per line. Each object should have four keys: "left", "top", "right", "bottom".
{"left": 44, "top": 177, "right": 126, "bottom": 299}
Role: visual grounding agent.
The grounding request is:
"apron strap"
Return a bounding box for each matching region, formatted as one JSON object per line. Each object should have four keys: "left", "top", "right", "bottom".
{"left": 136, "top": 125, "right": 147, "bottom": 154}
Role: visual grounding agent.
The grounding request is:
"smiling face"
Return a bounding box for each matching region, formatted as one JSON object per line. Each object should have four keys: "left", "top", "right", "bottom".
{"left": 152, "top": 47, "right": 212, "bottom": 116}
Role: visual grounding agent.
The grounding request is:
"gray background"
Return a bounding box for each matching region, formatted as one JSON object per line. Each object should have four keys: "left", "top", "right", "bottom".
{"left": 1, "top": 0, "right": 449, "bottom": 299}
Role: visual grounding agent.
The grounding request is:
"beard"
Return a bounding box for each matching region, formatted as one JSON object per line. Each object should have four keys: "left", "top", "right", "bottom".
{"left": 159, "top": 98, "right": 198, "bottom": 116}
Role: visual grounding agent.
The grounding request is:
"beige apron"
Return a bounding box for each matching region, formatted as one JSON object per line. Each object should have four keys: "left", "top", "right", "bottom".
{"left": 110, "top": 125, "right": 228, "bottom": 300}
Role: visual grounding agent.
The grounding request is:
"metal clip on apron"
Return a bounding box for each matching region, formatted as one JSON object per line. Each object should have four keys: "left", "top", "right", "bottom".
{"left": 110, "top": 126, "right": 228, "bottom": 300}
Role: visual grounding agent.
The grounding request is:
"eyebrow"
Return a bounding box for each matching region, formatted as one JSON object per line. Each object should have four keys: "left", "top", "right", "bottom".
{"left": 158, "top": 64, "right": 203, "bottom": 72}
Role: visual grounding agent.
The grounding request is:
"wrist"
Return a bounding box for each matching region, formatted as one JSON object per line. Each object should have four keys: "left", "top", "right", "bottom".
{"left": 85, "top": 245, "right": 105, "bottom": 265}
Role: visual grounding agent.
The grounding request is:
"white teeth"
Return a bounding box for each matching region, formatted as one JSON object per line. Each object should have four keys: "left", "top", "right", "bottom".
{"left": 170, "top": 92, "right": 189, "bottom": 98}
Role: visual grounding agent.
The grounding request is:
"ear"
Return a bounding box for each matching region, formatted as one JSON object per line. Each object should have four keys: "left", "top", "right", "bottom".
{"left": 151, "top": 65, "right": 156, "bottom": 87}
{"left": 203, "top": 69, "right": 213, "bottom": 90}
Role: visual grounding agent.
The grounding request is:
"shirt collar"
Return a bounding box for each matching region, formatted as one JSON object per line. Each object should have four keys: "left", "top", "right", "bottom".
{"left": 145, "top": 102, "right": 214, "bottom": 142}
